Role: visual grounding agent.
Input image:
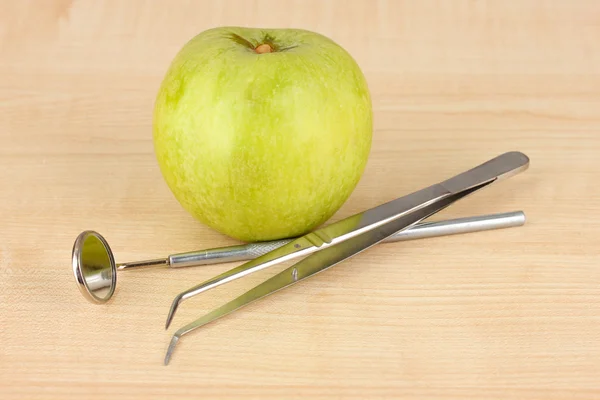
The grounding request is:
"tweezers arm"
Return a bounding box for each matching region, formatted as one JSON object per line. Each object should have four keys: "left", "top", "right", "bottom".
{"left": 169, "top": 184, "right": 490, "bottom": 343}
{"left": 172, "top": 151, "right": 530, "bottom": 303}
{"left": 441, "top": 151, "right": 530, "bottom": 194}
{"left": 174, "top": 238, "right": 313, "bottom": 302}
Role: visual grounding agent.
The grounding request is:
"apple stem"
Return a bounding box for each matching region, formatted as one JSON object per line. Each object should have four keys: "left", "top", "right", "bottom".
{"left": 255, "top": 43, "right": 273, "bottom": 54}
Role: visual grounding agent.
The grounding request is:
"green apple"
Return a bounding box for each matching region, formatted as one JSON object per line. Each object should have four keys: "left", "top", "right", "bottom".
{"left": 153, "top": 27, "right": 372, "bottom": 242}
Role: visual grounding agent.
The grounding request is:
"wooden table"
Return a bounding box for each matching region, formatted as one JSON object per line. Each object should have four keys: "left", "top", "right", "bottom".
{"left": 1, "top": 1, "right": 599, "bottom": 398}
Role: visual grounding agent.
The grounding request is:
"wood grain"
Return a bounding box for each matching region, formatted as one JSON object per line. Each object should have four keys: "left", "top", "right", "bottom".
{"left": 1, "top": 1, "right": 599, "bottom": 398}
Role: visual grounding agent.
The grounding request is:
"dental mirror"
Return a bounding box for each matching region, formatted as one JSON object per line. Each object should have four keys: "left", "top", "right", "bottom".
{"left": 71, "top": 211, "right": 526, "bottom": 304}
{"left": 72, "top": 230, "right": 117, "bottom": 303}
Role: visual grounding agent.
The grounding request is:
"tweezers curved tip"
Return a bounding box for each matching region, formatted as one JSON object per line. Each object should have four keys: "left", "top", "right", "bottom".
{"left": 165, "top": 295, "right": 183, "bottom": 330}
{"left": 164, "top": 335, "right": 180, "bottom": 366}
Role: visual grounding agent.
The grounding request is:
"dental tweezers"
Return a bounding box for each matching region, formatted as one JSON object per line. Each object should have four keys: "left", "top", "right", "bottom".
{"left": 164, "top": 151, "right": 530, "bottom": 364}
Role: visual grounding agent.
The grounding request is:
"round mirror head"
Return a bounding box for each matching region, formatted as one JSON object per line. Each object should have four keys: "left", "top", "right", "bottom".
{"left": 72, "top": 231, "right": 116, "bottom": 304}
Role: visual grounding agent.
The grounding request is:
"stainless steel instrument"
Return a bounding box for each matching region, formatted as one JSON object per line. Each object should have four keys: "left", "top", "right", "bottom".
{"left": 72, "top": 211, "right": 525, "bottom": 304}
{"left": 162, "top": 151, "right": 530, "bottom": 365}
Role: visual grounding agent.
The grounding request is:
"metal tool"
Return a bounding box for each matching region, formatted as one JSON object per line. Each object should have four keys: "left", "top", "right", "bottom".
{"left": 163, "top": 151, "right": 530, "bottom": 365}
{"left": 72, "top": 211, "right": 525, "bottom": 304}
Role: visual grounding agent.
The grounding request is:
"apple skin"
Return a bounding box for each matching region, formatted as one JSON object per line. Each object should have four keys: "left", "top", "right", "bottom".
{"left": 153, "top": 27, "right": 372, "bottom": 242}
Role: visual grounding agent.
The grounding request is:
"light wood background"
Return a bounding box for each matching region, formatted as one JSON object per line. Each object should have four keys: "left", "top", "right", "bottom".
{"left": 1, "top": 1, "right": 599, "bottom": 399}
